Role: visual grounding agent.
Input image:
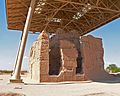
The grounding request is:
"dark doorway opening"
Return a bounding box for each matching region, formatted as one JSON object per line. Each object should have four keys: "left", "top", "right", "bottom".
{"left": 49, "top": 45, "right": 62, "bottom": 75}
{"left": 76, "top": 50, "right": 83, "bottom": 74}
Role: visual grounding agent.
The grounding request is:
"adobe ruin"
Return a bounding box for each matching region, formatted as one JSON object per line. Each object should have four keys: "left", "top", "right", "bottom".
{"left": 6, "top": 0, "right": 120, "bottom": 83}
{"left": 28, "top": 29, "right": 110, "bottom": 82}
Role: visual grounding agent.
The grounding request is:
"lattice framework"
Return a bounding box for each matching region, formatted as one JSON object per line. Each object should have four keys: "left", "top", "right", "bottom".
{"left": 6, "top": 0, "right": 120, "bottom": 35}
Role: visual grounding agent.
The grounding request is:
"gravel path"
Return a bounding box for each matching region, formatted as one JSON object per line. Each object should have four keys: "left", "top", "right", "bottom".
{"left": 0, "top": 75, "right": 120, "bottom": 96}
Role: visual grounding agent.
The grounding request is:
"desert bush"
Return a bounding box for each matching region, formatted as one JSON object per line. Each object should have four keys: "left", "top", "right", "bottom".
{"left": 106, "top": 64, "right": 120, "bottom": 73}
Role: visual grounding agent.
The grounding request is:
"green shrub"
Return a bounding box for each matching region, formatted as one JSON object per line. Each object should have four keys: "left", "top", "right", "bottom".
{"left": 106, "top": 64, "right": 120, "bottom": 73}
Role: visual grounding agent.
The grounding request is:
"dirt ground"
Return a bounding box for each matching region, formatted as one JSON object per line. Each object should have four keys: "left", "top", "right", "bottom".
{"left": 0, "top": 75, "right": 120, "bottom": 96}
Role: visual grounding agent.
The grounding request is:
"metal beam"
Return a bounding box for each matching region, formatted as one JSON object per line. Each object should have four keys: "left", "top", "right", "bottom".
{"left": 10, "top": 0, "right": 36, "bottom": 83}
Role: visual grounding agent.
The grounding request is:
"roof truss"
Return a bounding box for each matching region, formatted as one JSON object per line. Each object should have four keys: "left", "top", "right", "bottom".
{"left": 6, "top": 0, "right": 120, "bottom": 35}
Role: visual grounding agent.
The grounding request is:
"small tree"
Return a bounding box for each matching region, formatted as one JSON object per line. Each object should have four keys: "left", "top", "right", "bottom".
{"left": 106, "top": 64, "right": 120, "bottom": 73}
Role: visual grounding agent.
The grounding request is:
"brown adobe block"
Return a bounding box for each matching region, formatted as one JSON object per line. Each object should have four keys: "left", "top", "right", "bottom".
{"left": 48, "top": 76, "right": 59, "bottom": 82}
{"left": 40, "top": 75, "right": 49, "bottom": 82}
{"left": 60, "top": 39, "right": 75, "bottom": 46}
{"left": 62, "top": 50, "right": 78, "bottom": 58}
{"left": 63, "top": 62, "right": 77, "bottom": 68}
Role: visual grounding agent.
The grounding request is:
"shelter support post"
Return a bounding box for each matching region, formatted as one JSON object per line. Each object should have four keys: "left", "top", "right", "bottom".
{"left": 10, "top": 0, "right": 36, "bottom": 83}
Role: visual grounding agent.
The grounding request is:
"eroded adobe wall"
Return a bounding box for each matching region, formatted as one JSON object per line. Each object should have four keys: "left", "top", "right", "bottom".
{"left": 29, "top": 29, "right": 111, "bottom": 82}
{"left": 59, "top": 40, "right": 78, "bottom": 81}
{"left": 29, "top": 31, "right": 49, "bottom": 82}
{"left": 29, "top": 37, "right": 41, "bottom": 82}
{"left": 47, "top": 29, "right": 85, "bottom": 82}
{"left": 81, "top": 35, "right": 111, "bottom": 81}
{"left": 49, "top": 29, "right": 84, "bottom": 76}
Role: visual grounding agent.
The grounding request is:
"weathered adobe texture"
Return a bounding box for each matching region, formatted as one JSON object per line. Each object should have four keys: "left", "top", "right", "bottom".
{"left": 29, "top": 29, "right": 112, "bottom": 83}
{"left": 81, "top": 35, "right": 113, "bottom": 81}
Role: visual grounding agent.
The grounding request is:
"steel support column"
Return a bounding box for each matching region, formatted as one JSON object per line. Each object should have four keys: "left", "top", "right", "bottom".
{"left": 10, "top": 0, "right": 36, "bottom": 83}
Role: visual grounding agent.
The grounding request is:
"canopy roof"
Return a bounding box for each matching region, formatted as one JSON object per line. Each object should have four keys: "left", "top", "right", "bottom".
{"left": 6, "top": 0, "right": 120, "bottom": 35}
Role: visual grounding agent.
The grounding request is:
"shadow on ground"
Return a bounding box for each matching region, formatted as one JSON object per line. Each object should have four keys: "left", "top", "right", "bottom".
{"left": 91, "top": 75, "right": 120, "bottom": 84}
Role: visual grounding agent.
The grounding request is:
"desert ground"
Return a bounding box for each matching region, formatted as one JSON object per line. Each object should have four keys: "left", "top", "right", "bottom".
{"left": 0, "top": 74, "right": 120, "bottom": 96}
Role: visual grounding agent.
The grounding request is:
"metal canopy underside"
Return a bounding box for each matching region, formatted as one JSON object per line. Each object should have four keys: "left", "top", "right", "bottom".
{"left": 6, "top": 0, "right": 120, "bottom": 35}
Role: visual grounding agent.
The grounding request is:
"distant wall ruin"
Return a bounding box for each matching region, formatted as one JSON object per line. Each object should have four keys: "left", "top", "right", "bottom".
{"left": 28, "top": 29, "right": 110, "bottom": 82}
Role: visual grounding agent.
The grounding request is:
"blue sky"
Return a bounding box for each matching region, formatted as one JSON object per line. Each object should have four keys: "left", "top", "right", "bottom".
{"left": 0, "top": 0, "right": 120, "bottom": 70}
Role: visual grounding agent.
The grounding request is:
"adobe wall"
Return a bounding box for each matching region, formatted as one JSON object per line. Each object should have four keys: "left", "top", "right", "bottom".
{"left": 28, "top": 29, "right": 111, "bottom": 83}
{"left": 29, "top": 31, "right": 49, "bottom": 82}
{"left": 81, "top": 35, "right": 112, "bottom": 81}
